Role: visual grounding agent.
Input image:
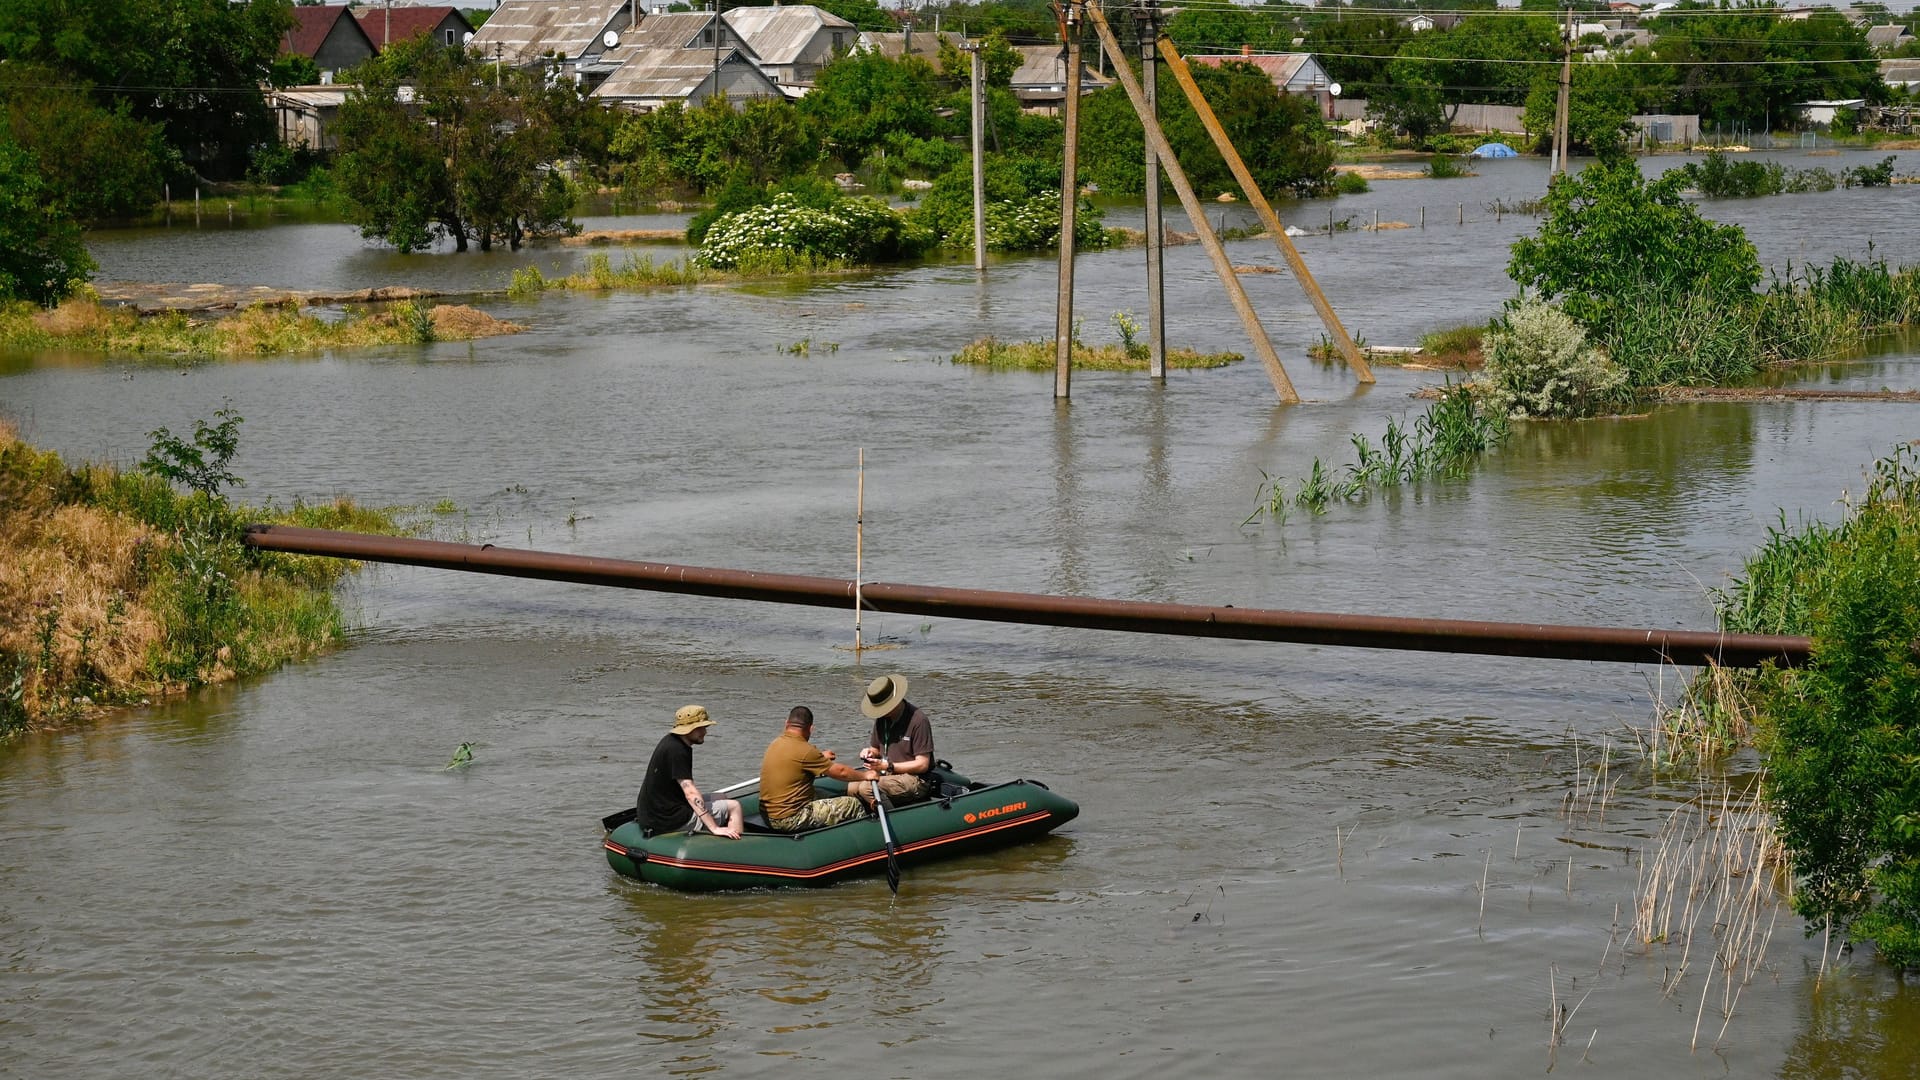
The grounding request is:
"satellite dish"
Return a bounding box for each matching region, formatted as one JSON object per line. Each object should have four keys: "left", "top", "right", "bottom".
{"left": 603, "top": 30, "right": 620, "bottom": 49}
{"left": 1329, "top": 82, "right": 1342, "bottom": 98}
{"left": 463, "top": 32, "right": 474, "bottom": 45}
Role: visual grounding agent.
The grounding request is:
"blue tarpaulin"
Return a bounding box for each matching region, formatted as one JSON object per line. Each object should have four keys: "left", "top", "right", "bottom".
{"left": 1469, "top": 143, "right": 1518, "bottom": 159}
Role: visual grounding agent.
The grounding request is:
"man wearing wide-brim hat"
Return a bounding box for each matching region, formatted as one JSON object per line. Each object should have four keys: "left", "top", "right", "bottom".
{"left": 851, "top": 673, "right": 935, "bottom": 809}
{"left": 636, "top": 705, "right": 742, "bottom": 839}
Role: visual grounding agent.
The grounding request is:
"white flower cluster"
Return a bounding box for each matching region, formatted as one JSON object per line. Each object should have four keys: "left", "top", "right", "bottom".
{"left": 694, "top": 193, "right": 910, "bottom": 270}
{"left": 1480, "top": 301, "right": 1626, "bottom": 420}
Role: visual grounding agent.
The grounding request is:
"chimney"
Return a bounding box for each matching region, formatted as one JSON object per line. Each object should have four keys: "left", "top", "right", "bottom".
{"left": 1241, "top": 44, "right": 1252, "bottom": 57}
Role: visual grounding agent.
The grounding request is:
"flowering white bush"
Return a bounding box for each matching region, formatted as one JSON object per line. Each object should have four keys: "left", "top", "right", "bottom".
{"left": 693, "top": 193, "right": 931, "bottom": 270}
{"left": 1480, "top": 300, "right": 1626, "bottom": 419}
{"left": 981, "top": 192, "right": 1109, "bottom": 252}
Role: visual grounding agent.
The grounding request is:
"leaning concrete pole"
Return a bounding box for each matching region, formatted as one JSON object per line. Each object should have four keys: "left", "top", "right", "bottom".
{"left": 1153, "top": 33, "right": 1373, "bottom": 383}
{"left": 1053, "top": 1, "right": 1084, "bottom": 400}
{"left": 1081, "top": 5, "right": 1296, "bottom": 402}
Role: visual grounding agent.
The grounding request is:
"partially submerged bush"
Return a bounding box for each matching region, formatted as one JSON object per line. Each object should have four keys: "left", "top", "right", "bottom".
{"left": 693, "top": 192, "right": 934, "bottom": 270}
{"left": 1480, "top": 301, "right": 1625, "bottom": 419}
{"left": 1724, "top": 445, "right": 1920, "bottom": 969}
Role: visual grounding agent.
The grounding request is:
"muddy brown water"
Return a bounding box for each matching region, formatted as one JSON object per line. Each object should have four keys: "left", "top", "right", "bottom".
{"left": 4, "top": 151, "right": 1919, "bottom": 1078}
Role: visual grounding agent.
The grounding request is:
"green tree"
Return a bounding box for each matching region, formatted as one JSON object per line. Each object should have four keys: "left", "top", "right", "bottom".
{"left": 1303, "top": 15, "right": 1412, "bottom": 93}
{"left": 0, "top": 0, "right": 293, "bottom": 180}
{"left": 1648, "top": 7, "right": 1877, "bottom": 132}
{"left": 1507, "top": 158, "right": 1761, "bottom": 333}
{"left": 1521, "top": 56, "right": 1666, "bottom": 155}
{"left": 0, "top": 62, "right": 172, "bottom": 220}
{"left": 1078, "top": 60, "right": 1334, "bottom": 198}
{"left": 0, "top": 139, "right": 96, "bottom": 304}
{"left": 799, "top": 49, "right": 944, "bottom": 169}
{"left": 334, "top": 39, "right": 589, "bottom": 252}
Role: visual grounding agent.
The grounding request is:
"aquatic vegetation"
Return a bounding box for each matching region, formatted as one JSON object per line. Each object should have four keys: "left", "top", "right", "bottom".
{"left": 949, "top": 336, "right": 1241, "bottom": 372}
{"left": 0, "top": 296, "right": 517, "bottom": 358}
{"left": 0, "top": 414, "right": 410, "bottom": 735}
{"left": 1246, "top": 384, "right": 1509, "bottom": 523}
{"left": 1664, "top": 445, "right": 1920, "bottom": 969}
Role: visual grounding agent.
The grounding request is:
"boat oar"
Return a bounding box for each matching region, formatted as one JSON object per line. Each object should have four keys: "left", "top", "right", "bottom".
{"left": 873, "top": 784, "right": 901, "bottom": 895}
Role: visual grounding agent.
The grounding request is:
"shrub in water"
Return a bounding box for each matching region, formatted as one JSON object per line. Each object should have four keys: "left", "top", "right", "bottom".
{"left": 1479, "top": 301, "right": 1625, "bottom": 419}
{"left": 692, "top": 192, "right": 933, "bottom": 270}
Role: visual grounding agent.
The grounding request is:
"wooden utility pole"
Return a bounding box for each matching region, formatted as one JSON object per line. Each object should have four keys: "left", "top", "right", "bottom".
{"left": 1153, "top": 32, "right": 1372, "bottom": 384}
{"left": 1053, "top": 1, "right": 1083, "bottom": 400}
{"left": 1139, "top": 0, "right": 1167, "bottom": 380}
{"left": 966, "top": 40, "right": 987, "bottom": 271}
{"left": 1080, "top": 4, "right": 1296, "bottom": 402}
{"left": 1552, "top": 8, "right": 1573, "bottom": 177}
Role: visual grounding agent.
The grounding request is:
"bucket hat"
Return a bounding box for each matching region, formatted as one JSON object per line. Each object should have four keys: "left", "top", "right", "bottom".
{"left": 670, "top": 704, "right": 716, "bottom": 735}
{"left": 860, "top": 674, "right": 909, "bottom": 719}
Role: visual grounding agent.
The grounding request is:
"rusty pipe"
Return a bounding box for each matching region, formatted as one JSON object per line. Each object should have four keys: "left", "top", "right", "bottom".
{"left": 243, "top": 525, "right": 1811, "bottom": 668}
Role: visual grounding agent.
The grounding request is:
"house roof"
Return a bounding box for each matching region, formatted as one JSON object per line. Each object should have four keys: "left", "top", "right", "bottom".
{"left": 723, "top": 5, "right": 854, "bottom": 66}
{"left": 1865, "top": 25, "right": 1913, "bottom": 49}
{"left": 469, "top": 0, "right": 629, "bottom": 65}
{"left": 593, "top": 48, "right": 777, "bottom": 102}
{"left": 1877, "top": 58, "right": 1920, "bottom": 84}
{"left": 1190, "top": 52, "right": 1315, "bottom": 85}
{"left": 858, "top": 30, "right": 953, "bottom": 62}
{"left": 596, "top": 13, "right": 763, "bottom": 68}
{"left": 353, "top": 6, "right": 472, "bottom": 50}
{"left": 1007, "top": 44, "right": 1111, "bottom": 90}
{"left": 284, "top": 6, "right": 375, "bottom": 59}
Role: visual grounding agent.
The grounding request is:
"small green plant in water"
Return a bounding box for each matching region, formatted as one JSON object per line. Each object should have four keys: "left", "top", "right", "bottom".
{"left": 140, "top": 403, "right": 244, "bottom": 498}
{"left": 1112, "top": 310, "right": 1147, "bottom": 361}
{"left": 446, "top": 741, "right": 476, "bottom": 770}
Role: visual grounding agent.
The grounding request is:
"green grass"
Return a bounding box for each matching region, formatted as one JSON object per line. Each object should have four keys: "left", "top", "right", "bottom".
{"left": 950, "top": 336, "right": 1242, "bottom": 371}
{"left": 0, "top": 297, "right": 517, "bottom": 359}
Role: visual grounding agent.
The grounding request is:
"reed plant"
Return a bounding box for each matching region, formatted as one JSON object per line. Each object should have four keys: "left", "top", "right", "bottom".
{"left": 1246, "top": 384, "right": 1509, "bottom": 522}
{"left": 1631, "top": 778, "right": 1787, "bottom": 1050}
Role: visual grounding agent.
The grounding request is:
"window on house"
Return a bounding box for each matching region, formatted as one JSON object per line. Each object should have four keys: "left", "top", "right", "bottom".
{"left": 445, "top": 29, "right": 455, "bottom": 46}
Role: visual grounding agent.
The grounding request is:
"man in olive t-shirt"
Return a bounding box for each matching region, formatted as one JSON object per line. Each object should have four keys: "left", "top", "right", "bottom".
{"left": 758, "top": 705, "right": 878, "bottom": 831}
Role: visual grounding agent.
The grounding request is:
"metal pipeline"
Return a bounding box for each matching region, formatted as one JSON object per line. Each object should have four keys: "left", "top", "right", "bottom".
{"left": 243, "top": 525, "right": 1812, "bottom": 669}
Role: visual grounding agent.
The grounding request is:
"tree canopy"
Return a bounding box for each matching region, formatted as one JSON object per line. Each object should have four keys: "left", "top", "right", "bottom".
{"left": 0, "top": 139, "right": 96, "bottom": 305}
{"left": 1078, "top": 60, "right": 1334, "bottom": 199}
{"left": 333, "top": 39, "right": 590, "bottom": 252}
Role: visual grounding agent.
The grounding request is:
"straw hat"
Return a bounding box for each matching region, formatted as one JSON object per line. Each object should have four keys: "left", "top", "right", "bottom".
{"left": 860, "top": 674, "right": 909, "bottom": 719}
{"left": 670, "top": 704, "right": 715, "bottom": 735}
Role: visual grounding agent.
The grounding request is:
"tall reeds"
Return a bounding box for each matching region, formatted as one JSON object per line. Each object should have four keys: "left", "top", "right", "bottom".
{"left": 1630, "top": 778, "right": 1786, "bottom": 1052}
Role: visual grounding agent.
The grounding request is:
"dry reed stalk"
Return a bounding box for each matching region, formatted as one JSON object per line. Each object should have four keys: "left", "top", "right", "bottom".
{"left": 1479, "top": 847, "right": 1492, "bottom": 929}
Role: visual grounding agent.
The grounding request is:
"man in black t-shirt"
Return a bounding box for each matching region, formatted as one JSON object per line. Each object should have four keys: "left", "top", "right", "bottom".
{"left": 850, "top": 673, "right": 935, "bottom": 809}
{"left": 637, "top": 705, "right": 742, "bottom": 838}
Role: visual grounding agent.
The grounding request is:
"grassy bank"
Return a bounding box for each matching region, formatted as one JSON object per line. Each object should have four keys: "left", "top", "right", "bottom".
{"left": 0, "top": 297, "right": 521, "bottom": 359}
{"left": 0, "top": 419, "right": 407, "bottom": 736}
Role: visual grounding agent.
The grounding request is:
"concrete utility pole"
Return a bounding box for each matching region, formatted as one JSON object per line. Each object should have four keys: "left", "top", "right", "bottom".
{"left": 1155, "top": 33, "right": 1372, "bottom": 383}
{"left": 1082, "top": 4, "right": 1295, "bottom": 403}
{"left": 712, "top": 4, "right": 723, "bottom": 107}
{"left": 965, "top": 40, "right": 986, "bottom": 270}
{"left": 1552, "top": 8, "right": 1573, "bottom": 177}
{"left": 1053, "top": 0, "right": 1083, "bottom": 401}
{"left": 1139, "top": 0, "right": 1167, "bottom": 380}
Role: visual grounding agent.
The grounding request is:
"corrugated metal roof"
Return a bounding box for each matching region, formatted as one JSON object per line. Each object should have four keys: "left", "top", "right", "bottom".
{"left": 469, "top": 0, "right": 630, "bottom": 64}
{"left": 858, "top": 30, "right": 954, "bottom": 62}
{"left": 723, "top": 5, "right": 852, "bottom": 66}
{"left": 593, "top": 48, "right": 777, "bottom": 102}
{"left": 1008, "top": 44, "right": 1110, "bottom": 91}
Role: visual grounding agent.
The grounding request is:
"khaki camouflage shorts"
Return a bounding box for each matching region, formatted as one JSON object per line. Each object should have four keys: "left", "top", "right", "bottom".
{"left": 768, "top": 795, "right": 867, "bottom": 832}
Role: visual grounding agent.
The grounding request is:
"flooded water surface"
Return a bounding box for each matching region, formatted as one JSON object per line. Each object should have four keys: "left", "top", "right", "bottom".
{"left": 4, "top": 150, "right": 1920, "bottom": 1078}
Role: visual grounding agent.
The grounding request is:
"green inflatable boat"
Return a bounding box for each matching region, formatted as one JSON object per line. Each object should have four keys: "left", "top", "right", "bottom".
{"left": 601, "top": 768, "right": 1078, "bottom": 891}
